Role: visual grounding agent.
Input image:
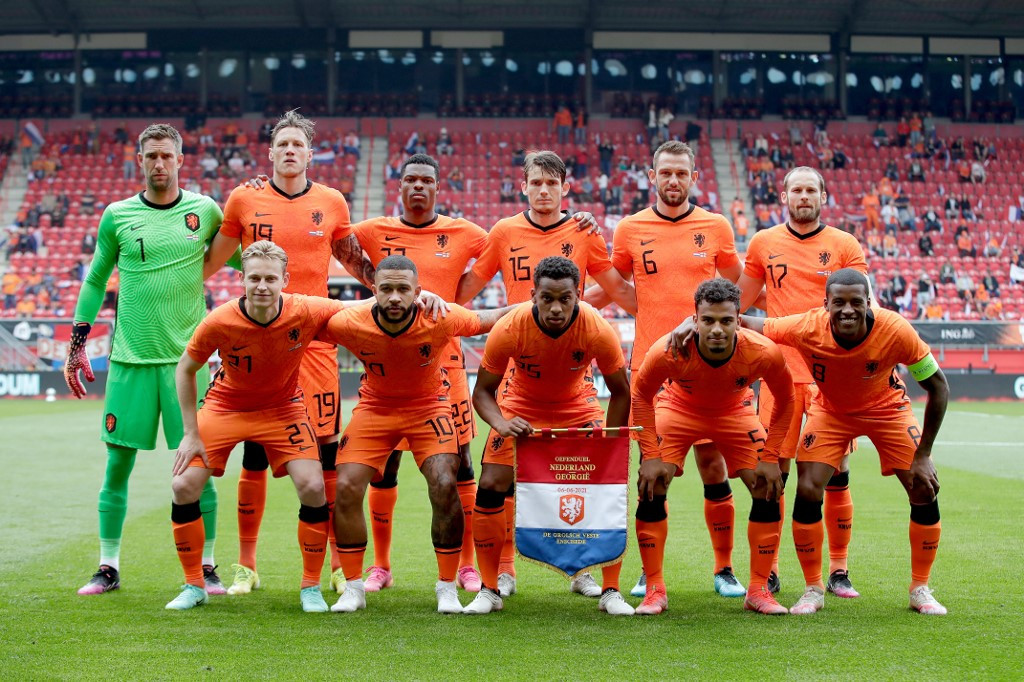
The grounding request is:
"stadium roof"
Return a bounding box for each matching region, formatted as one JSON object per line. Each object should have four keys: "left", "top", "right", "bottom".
{"left": 5, "top": 0, "right": 1024, "bottom": 39}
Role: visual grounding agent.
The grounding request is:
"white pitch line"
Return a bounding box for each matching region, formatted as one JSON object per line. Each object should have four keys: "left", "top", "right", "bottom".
{"left": 933, "top": 441, "right": 1020, "bottom": 447}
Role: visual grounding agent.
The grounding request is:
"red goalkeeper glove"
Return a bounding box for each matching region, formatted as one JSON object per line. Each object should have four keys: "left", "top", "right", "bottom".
{"left": 65, "top": 322, "right": 95, "bottom": 398}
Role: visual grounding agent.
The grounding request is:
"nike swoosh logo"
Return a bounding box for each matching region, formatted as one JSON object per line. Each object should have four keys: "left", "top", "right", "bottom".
{"left": 768, "top": 254, "right": 783, "bottom": 259}
{"left": 384, "top": 236, "right": 400, "bottom": 241}
{"left": 299, "top": 445, "right": 314, "bottom": 452}
{"left": 520, "top": 354, "right": 536, "bottom": 359}
{"left": 129, "top": 225, "right": 143, "bottom": 231}
{"left": 811, "top": 354, "right": 826, "bottom": 360}
{"left": 232, "top": 345, "right": 249, "bottom": 351}
{"left": 359, "top": 350, "right": 375, "bottom": 356}
{"left": 641, "top": 239, "right": 655, "bottom": 246}
{"left": 255, "top": 212, "right": 272, "bottom": 217}
{"left": 439, "top": 438, "right": 453, "bottom": 444}
{"left": 510, "top": 246, "right": 526, "bottom": 252}
{"left": 317, "top": 420, "right": 333, "bottom": 428}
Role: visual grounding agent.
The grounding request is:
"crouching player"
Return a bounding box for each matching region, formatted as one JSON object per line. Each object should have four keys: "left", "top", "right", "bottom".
{"left": 631, "top": 278, "right": 795, "bottom": 615}
{"left": 319, "top": 255, "right": 513, "bottom": 615}
{"left": 746, "top": 268, "right": 949, "bottom": 615}
{"left": 465, "top": 256, "right": 634, "bottom": 616}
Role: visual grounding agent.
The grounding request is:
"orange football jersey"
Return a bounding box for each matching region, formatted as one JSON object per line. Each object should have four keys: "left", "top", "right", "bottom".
{"left": 471, "top": 210, "right": 613, "bottom": 304}
{"left": 220, "top": 180, "right": 351, "bottom": 298}
{"left": 188, "top": 294, "right": 346, "bottom": 412}
{"left": 353, "top": 214, "right": 488, "bottom": 369}
{"left": 611, "top": 205, "right": 740, "bottom": 369}
{"left": 631, "top": 328, "right": 794, "bottom": 458}
{"left": 480, "top": 301, "right": 625, "bottom": 409}
{"left": 762, "top": 307, "right": 931, "bottom": 415}
{"left": 744, "top": 223, "right": 867, "bottom": 383}
{"left": 317, "top": 304, "right": 482, "bottom": 407}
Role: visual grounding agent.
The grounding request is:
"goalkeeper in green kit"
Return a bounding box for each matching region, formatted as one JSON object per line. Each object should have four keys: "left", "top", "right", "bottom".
{"left": 66, "top": 124, "right": 228, "bottom": 596}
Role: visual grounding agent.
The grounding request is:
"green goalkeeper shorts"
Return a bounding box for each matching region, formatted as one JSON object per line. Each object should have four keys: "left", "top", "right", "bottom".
{"left": 101, "top": 361, "right": 210, "bottom": 451}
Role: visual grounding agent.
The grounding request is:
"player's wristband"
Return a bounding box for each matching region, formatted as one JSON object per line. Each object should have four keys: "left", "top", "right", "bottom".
{"left": 69, "top": 322, "right": 92, "bottom": 354}
{"left": 908, "top": 353, "right": 939, "bottom": 381}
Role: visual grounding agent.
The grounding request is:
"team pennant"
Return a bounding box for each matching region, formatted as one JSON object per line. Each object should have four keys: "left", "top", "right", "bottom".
{"left": 514, "top": 427, "right": 636, "bottom": 578}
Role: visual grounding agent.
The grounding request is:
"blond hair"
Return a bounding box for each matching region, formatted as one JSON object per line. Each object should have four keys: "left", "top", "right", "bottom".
{"left": 271, "top": 109, "right": 315, "bottom": 146}
{"left": 241, "top": 240, "right": 288, "bottom": 273}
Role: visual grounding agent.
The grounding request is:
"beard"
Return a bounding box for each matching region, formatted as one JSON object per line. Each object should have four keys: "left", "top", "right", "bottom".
{"left": 790, "top": 205, "right": 820, "bottom": 224}
{"left": 657, "top": 185, "right": 686, "bottom": 207}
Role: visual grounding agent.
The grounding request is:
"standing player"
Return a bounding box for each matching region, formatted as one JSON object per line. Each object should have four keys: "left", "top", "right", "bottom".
{"left": 589, "top": 140, "right": 747, "bottom": 599}
{"left": 349, "top": 153, "right": 489, "bottom": 594}
{"left": 167, "top": 241, "right": 348, "bottom": 611}
{"left": 631, "top": 279, "right": 794, "bottom": 616}
{"left": 747, "top": 268, "right": 948, "bottom": 615}
{"left": 66, "top": 124, "right": 225, "bottom": 596}
{"left": 321, "top": 256, "right": 514, "bottom": 614}
{"left": 203, "top": 110, "right": 374, "bottom": 596}
{"left": 735, "top": 166, "right": 868, "bottom": 597}
{"left": 464, "top": 257, "right": 634, "bottom": 616}
{"left": 454, "top": 150, "right": 637, "bottom": 599}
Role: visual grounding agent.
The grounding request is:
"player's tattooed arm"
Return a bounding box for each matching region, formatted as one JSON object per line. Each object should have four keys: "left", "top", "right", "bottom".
{"left": 473, "top": 305, "right": 516, "bottom": 333}
{"left": 907, "top": 365, "right": 949, "bottom": 500}
{"left": 332, "top": 234, "right": 376, "bottom": 287}
{"left": 173, "top": 352, "right": 210, "bottom": 476}
{"left": 472, "top": 367, "right": 533, "bottom": 437}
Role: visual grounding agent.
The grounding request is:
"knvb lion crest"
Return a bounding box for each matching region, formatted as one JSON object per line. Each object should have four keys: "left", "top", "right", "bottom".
{"left": 803, "top": 433, "right": 816, "bottom": 449}
{"left": 436, "top": 234, "right": 449, "bottom": 248}
{"left": 865, "top": 361, "right": 879, "bottom": 374}
{"left": 419, "top": 344, "right": 432, "bottom": 358}
{"left": 311, "top": 209, "right": 324, "bottom": 226}
{"left": 561, "top": 242, "right": 574, "bottom": 257}
{"left": 819, "top": 251, "right": 832, "bottom": 266}
{"left": 572, "top": 349, "right": 585, "bottom": 363}
{"left": 490, "top": 435, "right": 505, "bottom": 451}
{"left": 105, "top": 413, "right": 117, "bottom": 433}
{"left": 735, "top": 376, "right": 747, "bottom": 388}
{"left": 559, "top": 494, "right": 585, "bottom": 526}
{"left": 288, "top": 328, "right": 300, "bottom": 342}
{"left": 693, "top": 233, "right": 706, "bottom": 248}
{"left": 184, "top": 212, "right": 200, "bottom": 232}
{"left": 339, "top": 435, "right": 349, "bottom": 450}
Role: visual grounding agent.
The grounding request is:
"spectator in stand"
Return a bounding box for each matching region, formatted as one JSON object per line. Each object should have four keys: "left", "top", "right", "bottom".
{"left": 982, "top": 269, "right": 1000, "bottom": 297}
{"left": 957, "top": 159, "right": 972, "bottom": 183}
{"left": 884, "top": 159, "right": 899, "bottom": 181}
{"left": 944, "top": 195, "right": 960, "bottom": 221}
{"left": 342, "top": 130, "right": 361, "bottom": 159}
{"left": 436, "top": 127, "right": 453, "bottom": 156}
{"left": 882, "top": 231, "right": 899, "bottom": 258}
{"left": 404, "top": 130, "right": 420, "bottom": 154}
{"left": 199, "top": 152, "right": 219, "bottom": 180}
{"left": 895, "top": 190, "right": 915, "bottom": 229}
{"left": 15, "top": 293, "right": 36, "bottom": 318}
{"left": 81, "top": 230, "right": 97, "bottom": 255}
{"left": 750, "top": 176, "right": 769, "bottom": 204}
{"left": 788, "top": 123, "right": 803, "bottom": 146}
{"left": 958, "top": 193, "right": 976, "bottom": 221}
{"left": 596, "top": 172, "right": 609, "bottom": 205}
{"left": 877, "top": 281, "right": 897, "bottom": 310}
{"left": 865, "top": 229, "right": 882, "bottom": 256}
{"left": 2, "top": 270, "right": 21, "bottom": 310}
{"left": 951, "top": 136, "right": 966, "bottom": 160}
{"left": 872, "top": 123, "right": 890, "bottom": 148}
{"left": 909, "top": 113, "right": 923, "bottom": 146}
{"left": 499, "top": 175, "right": 516, "bottom": 203}
{"left": 891, "top": 272, "right": 908, "bottom": 298}
{"left": 579, "top": 176, "right": 594, "bottom": 202}
{"left": 971, "top": 160, "right": 987, "bottom": 184}
{"left": 939, "top": 260, "right": 956, "bottom": 284}
{"left": 447, "top": 166, "right": 465, "bottom": 192}
{"left": 575, "top": 146, "right": 589, "bottom": 178}
{"left": 956, "top": 269, "right": 975, "bottom": 300}
{"left": 983, "top": 298, "right": 1004, "bottom": 321}
{"left": 918, "top": 233, "right": 935, "bottom": 257}
{"left": 645, "top": 103, "right": 658, "bottom": 143}
{"left": 924, "top": 300, "right": 946, "bottom": 320}
{"left": 555, "top": 105, "right": 573, "bottom": 145}
{"left": 227, "top": 151, "right": 245, "bottom": 178}
{"left": 598, "top": 137, "right": 614, "bottom": 177}
{"left": 895, "top": 117, "right": 910, "bottom": 147}
{"left": 916, "top": 273, "right": 936, "bottom": 316}
{"left": 908, "top": 158, "right": 925, "bottom": 182}
{"left": 957, "top": 229, "right": 977, "bottom": 257}
{"left": 734, "top": 210, "right": 749, "bottom": 245}
{"left": 657, "top": 107, "right": 674, "bottom": 141}
{"left": 881, "top": 202, "right": 899, "bottom": 231}
{"left": 574, "top": 107, "right": 587, "bottom": 145}
{"left": 984, "top": 237, "right": 1002, "bottom": 258}
{"left": 862, "top": 184, "right": 881, "bottom": 230}
{"left": 122, "top": 142, "right": 135, "bottom": 181}
{"left": 80, "top": 189, "right": 96, "bottom": 216}
{"left": 923, "top": 207, "right": 943, "bottom": 233}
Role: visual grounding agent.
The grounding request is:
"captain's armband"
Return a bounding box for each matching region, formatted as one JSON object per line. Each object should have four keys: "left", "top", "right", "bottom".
{"left": 908, "top": 353, "right": 939, "bottom": 381}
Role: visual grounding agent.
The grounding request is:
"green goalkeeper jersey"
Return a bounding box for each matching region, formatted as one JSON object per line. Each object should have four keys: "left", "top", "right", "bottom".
{"left": 74, "top": 190, "right": 224, "bottom": 364}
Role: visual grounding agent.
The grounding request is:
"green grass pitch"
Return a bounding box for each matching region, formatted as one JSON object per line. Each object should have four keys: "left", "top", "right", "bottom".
{"left": 0, "top": 399, "right": 1021, "bottom": 679}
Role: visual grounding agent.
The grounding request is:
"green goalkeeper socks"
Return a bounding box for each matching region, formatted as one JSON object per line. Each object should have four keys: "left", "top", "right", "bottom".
{"left": 200, "top": 476, "right": 218, "bottom": 564}
{"left": 97, "top": 445, "right": 137, "bottom": 569}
